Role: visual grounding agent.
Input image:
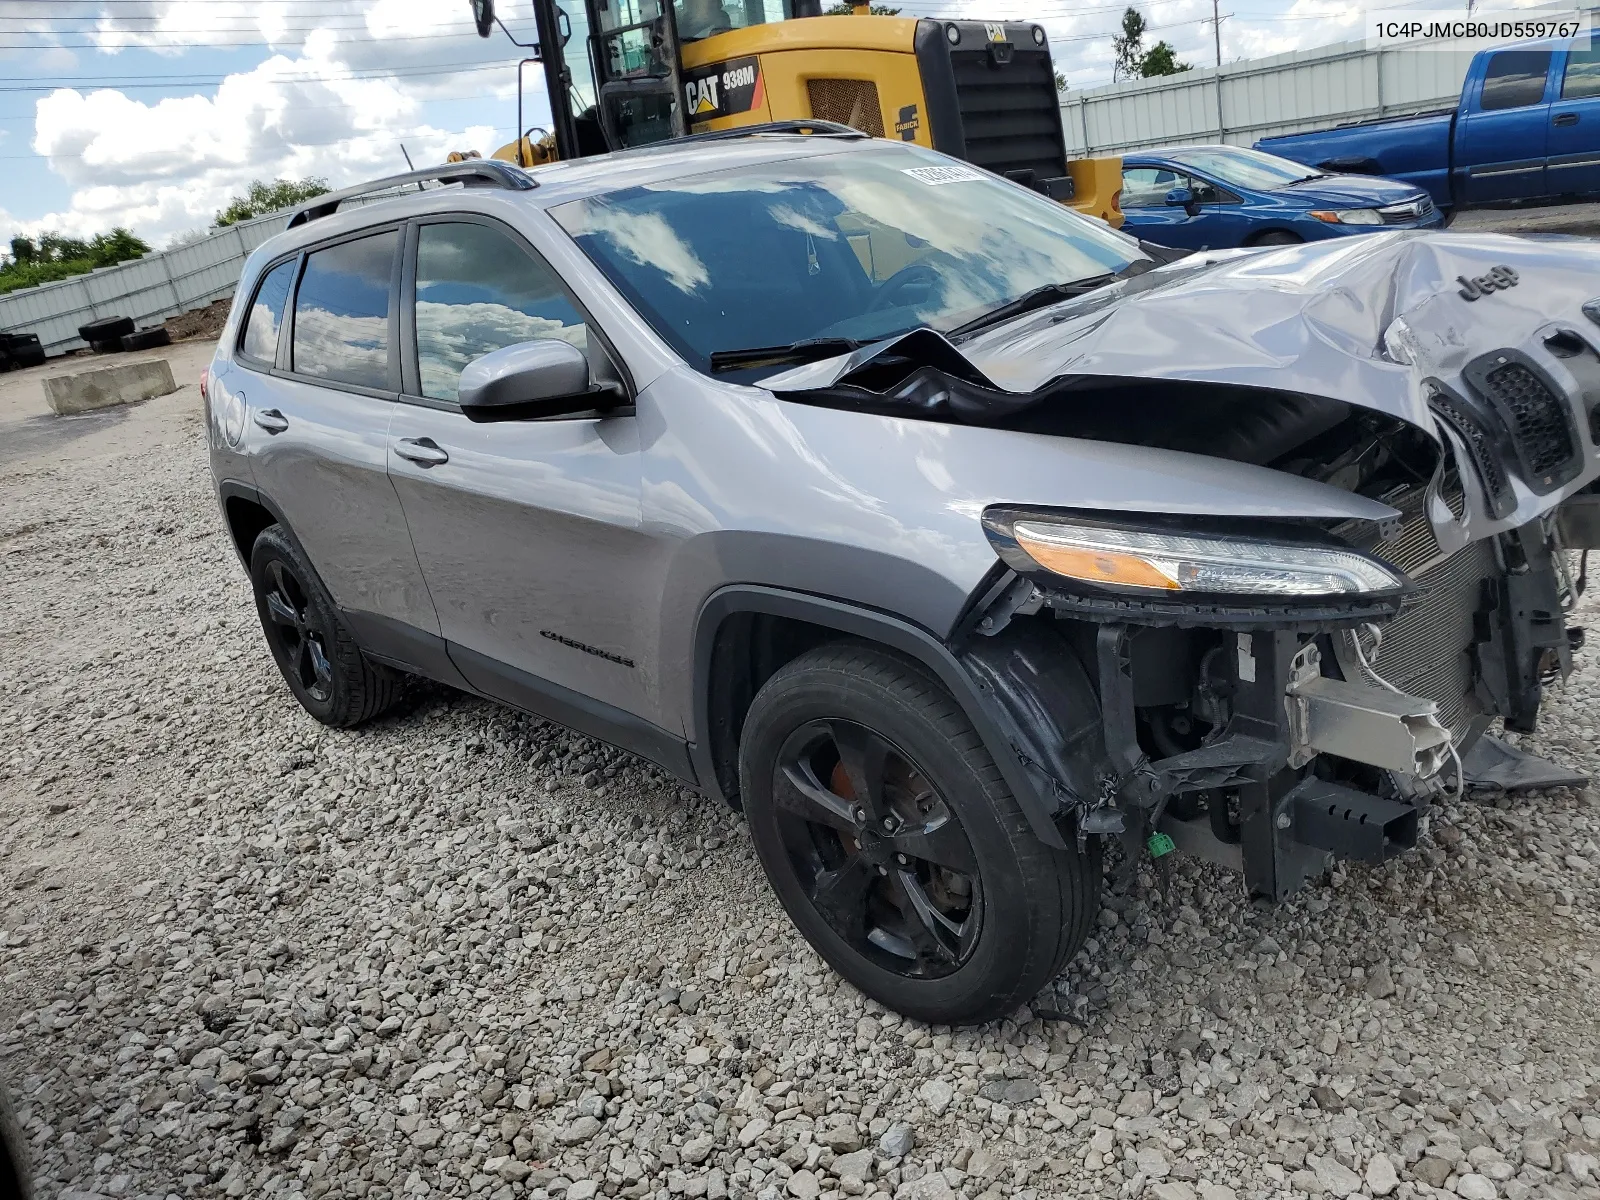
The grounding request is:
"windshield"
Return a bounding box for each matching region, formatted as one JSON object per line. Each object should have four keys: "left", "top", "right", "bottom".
{"left": 551, "top": 145, "right": 1142, "bottom": 378}
{"left": 1164, "top": 145, "right": 1321, "bottom": 191}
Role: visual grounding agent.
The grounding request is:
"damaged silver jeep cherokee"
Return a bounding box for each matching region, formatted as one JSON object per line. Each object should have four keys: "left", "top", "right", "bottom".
{"left": 207, "top": 127, "right": 1600, "bottom": 1025}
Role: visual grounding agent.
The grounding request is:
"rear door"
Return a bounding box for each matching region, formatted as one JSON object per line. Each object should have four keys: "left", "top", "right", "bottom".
{"left": 235, "top": 228, "right": 442, "bottom": 659}
{"left": 1548, "top": 43, "right": 1600, "bottom": 195}
{"left": 385, "top": 216, "right": 662, "bottom": 732}
{"left": 1457, "top": 48, "right": 1554, "bottom": 203}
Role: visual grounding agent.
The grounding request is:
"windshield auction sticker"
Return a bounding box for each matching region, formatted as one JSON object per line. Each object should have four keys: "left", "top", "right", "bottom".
{"left": 902, "top": 164, "right": 987, "bottom": 185}
{"left": 684, "top": 57, "right": 764, "bottom": 123}
{"left": 1365, "top": 6, "right": 1589, "bottom": 50}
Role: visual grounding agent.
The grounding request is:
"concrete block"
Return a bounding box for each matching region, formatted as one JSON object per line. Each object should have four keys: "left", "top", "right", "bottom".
{"left": 43, "top": 358, "right": 177, "bottom": 415}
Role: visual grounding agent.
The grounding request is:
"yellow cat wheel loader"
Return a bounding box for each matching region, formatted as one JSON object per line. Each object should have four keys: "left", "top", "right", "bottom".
{"left": 463, "top": 0, "right": 1123, "bottom": 226}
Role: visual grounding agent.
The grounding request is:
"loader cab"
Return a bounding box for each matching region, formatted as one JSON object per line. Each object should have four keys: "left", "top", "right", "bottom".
{"left": 472, "top": 0, "right": 1125, "bottom": 226}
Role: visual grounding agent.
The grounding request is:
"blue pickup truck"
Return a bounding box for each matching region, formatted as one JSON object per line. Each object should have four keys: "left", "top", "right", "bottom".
{"left": 1257, "top": 36, "right": 1600, "bottom": 211}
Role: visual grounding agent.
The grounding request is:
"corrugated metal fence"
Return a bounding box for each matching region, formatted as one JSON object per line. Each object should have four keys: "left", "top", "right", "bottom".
{"left": 1060, "top": 37, "right": 1481, "bottom": 157}
{"left": 0, "top": 209, "right": 291, "bottom": 356}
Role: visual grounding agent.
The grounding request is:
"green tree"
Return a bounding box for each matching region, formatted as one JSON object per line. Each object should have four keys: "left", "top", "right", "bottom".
{"left": 1112, "top": 6, "right": 1191, "bottom": 81}
{"left": 1055, "top": 69, "right": 1068, "bottom": 92}
{"left": 1139, "top": 39, "right": 1190, "bottom": 76}
{"left": 823, "top": 3, "right": 902, "bottom": 12}
{"left": 0, "top": 226, "right": 151, "bottom": 295}
{"left": 1112, "top": 7, "right": 1148, "bottom": 81}
{"left": 213, "top": 177, "right": 331, "bottom": 228}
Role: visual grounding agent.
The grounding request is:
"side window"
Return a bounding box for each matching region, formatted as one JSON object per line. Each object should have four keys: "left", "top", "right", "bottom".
{"left": 239, "top": 259, "right": 296, "bottom": 365}
{"left": 1562, "top": 46, "right": 1600, "bottom": 100}
{"left": 291, "top": 230, "right": 397, "bottom": 391}
{"left": 413, "top": 222, "right": 588, "bottom": 403}
{"left": 1121, "top": 168, "right": 1185, "bottom": 208}
{"left": 1481, "top": 50, "right": 1553, "bottom": 111}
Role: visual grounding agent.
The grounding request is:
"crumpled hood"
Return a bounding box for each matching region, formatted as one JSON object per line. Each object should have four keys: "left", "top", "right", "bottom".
{"left": 764, "top": 230, "right": 1600, "bottom": 542}
{"left": 770, "top": 231, "right": 1600, "bottom": 416}
{"left": 965, "top": 231, "right": 1600, "bottom": 413}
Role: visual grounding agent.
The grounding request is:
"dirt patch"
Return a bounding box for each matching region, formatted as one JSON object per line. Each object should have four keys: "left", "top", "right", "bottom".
{"left": 164, "top": 298, "right": 230, "bottom": 342}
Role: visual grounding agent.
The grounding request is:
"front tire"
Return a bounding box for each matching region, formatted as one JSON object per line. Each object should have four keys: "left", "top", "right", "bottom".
{"left": 738, "top": 643, "right": 1099, "bottom": 1025}
{"left": 248, "top": 524, "right": 401, "bottom": 728}
{"left": 1250, "top": 230, "right": 1302, "bottom": 246}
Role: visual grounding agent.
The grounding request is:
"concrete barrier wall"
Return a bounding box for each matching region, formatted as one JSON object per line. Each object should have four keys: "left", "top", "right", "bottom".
{"left": 0, "top": 210, "right": 291, "bottom": 356}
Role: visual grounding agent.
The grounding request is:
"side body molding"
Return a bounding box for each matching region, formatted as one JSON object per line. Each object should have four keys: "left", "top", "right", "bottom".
{"left": 691, "top": 585, "right": 1089, "bottom": 849}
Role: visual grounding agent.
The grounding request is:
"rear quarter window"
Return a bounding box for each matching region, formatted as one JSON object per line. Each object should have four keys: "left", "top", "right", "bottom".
{"left": 239, "top": 259, "right": 297, "bottom": 365}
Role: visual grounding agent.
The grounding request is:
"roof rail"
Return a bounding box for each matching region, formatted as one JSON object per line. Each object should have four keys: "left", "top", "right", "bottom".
{"left": 285, "top": 160, "right": 537, "bottom": 228}
{"left": 677, "top": 120, "right": 870, "bottom": 145}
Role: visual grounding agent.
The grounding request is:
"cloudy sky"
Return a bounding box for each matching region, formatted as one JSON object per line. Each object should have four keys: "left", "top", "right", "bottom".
{"left": 0, "top": 0, "right": 1384, "bottom": 249}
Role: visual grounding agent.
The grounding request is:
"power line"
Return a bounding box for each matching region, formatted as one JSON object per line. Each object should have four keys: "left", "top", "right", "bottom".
{"left": 0, "top": 57, "right": 526, "bottom": 91}
{"left": 0, "top": 121, "right": 519, "bottom": 160}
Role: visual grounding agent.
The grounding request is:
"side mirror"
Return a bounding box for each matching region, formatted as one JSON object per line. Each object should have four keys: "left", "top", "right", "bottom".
{"left": 470, "top": 0, "right": 495, "bottom": 37}
{"left": 457, "top": 339, "right": 621, "bottom": 423}
{"left": 1165, "top": 186, "right": 1196, "bottom": 208}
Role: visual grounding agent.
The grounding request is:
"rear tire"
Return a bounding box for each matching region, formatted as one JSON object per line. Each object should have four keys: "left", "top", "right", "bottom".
{"left": 738, "top": 642, "right": 1099, "bottom": 1025}
{"left": 248, "top": 524, "right": 401, "bottom": 728}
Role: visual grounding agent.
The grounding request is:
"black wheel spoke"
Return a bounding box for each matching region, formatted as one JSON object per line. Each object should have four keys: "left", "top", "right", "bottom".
{"left": 265, "top": 590, "right": 299, "bottom": 629}
{"left": 829, "top": 721, "right": 889, "bottom": 818}
{"left": 774, "top": 763, "right": 857, "bottom": 833}
{"left": 306, "top": 638, "right": 333, "bottom": 690}
{"left": 893, "top": 870, "right": 963, "bottom": 965}
{"left": 810, "top": 855, "right": 876, "bottom": 943}
{"left": 889, "top": 813, "right": 977, "bottom": 875}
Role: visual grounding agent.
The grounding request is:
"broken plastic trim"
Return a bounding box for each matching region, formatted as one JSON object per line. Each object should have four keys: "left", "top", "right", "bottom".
{"left": 760, "top": 327, "right": 1046, "bottom": 424}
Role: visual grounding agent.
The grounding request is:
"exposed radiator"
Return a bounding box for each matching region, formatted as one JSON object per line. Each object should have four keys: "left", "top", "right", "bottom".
{"left": 1364, "top": 539, "right": 1496, "bottom": 736}
{"left": 1339, "top": 486, "right": 1497, "bottom": 741}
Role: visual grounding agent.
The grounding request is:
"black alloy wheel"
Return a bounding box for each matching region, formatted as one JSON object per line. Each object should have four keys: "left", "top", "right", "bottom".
{"left": 261, "top": 559, "right": 334, "bottom": 703}
{"left": 248, "top": 523, "right": 401, "bottom": 728}
{"left": 772, "top": 719, "right": 982, "bottom": 978}
{"left": 739, "top": 642, "right": 1098, "bottom": 1025}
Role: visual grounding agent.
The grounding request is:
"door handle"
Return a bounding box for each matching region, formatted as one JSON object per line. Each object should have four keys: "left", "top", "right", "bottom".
{"left": 1555, "top": 112, "right": 1580, "bottom": 126}
{"left": 253, "top": 408, "right": 289, "bottom": 434}
{"left": 394, "top": 437, "right": 450, "bottom": 467}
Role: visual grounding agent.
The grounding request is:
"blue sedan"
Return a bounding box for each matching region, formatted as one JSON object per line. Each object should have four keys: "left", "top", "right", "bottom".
{"left": 1119, "top": 144, "right": 1445, "bottom": 250}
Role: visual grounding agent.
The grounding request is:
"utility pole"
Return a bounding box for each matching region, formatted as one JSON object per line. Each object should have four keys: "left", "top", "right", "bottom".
{"left": 1211, "top": 0, "right": 1223, "bottom": 67}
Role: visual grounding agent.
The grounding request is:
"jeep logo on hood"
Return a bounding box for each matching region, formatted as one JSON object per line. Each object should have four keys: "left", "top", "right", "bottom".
{"left": 1458, "top": 265, "right": 1519, "bottom": 301}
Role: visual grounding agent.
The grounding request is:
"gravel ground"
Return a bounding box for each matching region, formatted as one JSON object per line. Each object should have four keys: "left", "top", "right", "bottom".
{"left": 2, "top": 346, "right": 1600, "bottom": 1200}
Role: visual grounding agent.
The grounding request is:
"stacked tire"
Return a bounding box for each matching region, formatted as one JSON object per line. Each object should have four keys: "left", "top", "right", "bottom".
{"left": 76, "top": 316, "right": 171, "bottom": 353}
{"left": 79, "top": 315, "right": 133, "bottom": 353}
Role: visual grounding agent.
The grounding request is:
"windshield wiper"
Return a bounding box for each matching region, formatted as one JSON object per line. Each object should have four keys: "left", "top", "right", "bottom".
{"left": 708, "top": 337, "right": 864, "bottom": 373}
{"left": 947, "top": 272, "right": 1123, "bottom": 340}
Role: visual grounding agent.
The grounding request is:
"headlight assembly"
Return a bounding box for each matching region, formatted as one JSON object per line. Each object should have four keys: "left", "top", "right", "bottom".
{"left": 1310, "top": 208, "right": 1384, "bottom": 226}
{"left": 985, "top": 513, "right": 1405, "bottom": 598}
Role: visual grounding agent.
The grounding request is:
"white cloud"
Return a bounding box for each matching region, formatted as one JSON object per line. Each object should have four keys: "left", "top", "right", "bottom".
{"left": 10, "top": 43, "right": 506, "bottom": 245}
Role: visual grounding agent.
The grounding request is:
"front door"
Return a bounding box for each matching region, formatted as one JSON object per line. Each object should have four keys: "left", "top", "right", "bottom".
{"left": 587, "top": 0, "right": 687, "bottom": 148}
{"left": 1548, "top": 44, "right": 1600, "bottom": 195}
{"left": 235, "top": 229, "right": 442, "bottom": 653}
{"left": 1458, "top": 48, "right": 1553, "bottom": 204}
{"left": 385, "top": 216, "right": 659, "bottom": 728}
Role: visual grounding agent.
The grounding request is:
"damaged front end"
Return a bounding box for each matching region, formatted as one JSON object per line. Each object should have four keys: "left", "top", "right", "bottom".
{"left": 766, "top": 232, "right": 1598, "bottom": 901}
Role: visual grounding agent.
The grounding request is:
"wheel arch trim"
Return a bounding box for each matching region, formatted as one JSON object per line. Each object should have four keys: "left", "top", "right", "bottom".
{"left": 690, "top": 585, "right": 1069, "bottom": 848}
{"left": 218, "top": 480, "right": 289, "bottom": 565}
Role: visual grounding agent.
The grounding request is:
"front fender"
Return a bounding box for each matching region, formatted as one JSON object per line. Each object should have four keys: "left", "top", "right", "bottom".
{"left": 691, "top": 585, "right": 1105, "bottom": 849}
